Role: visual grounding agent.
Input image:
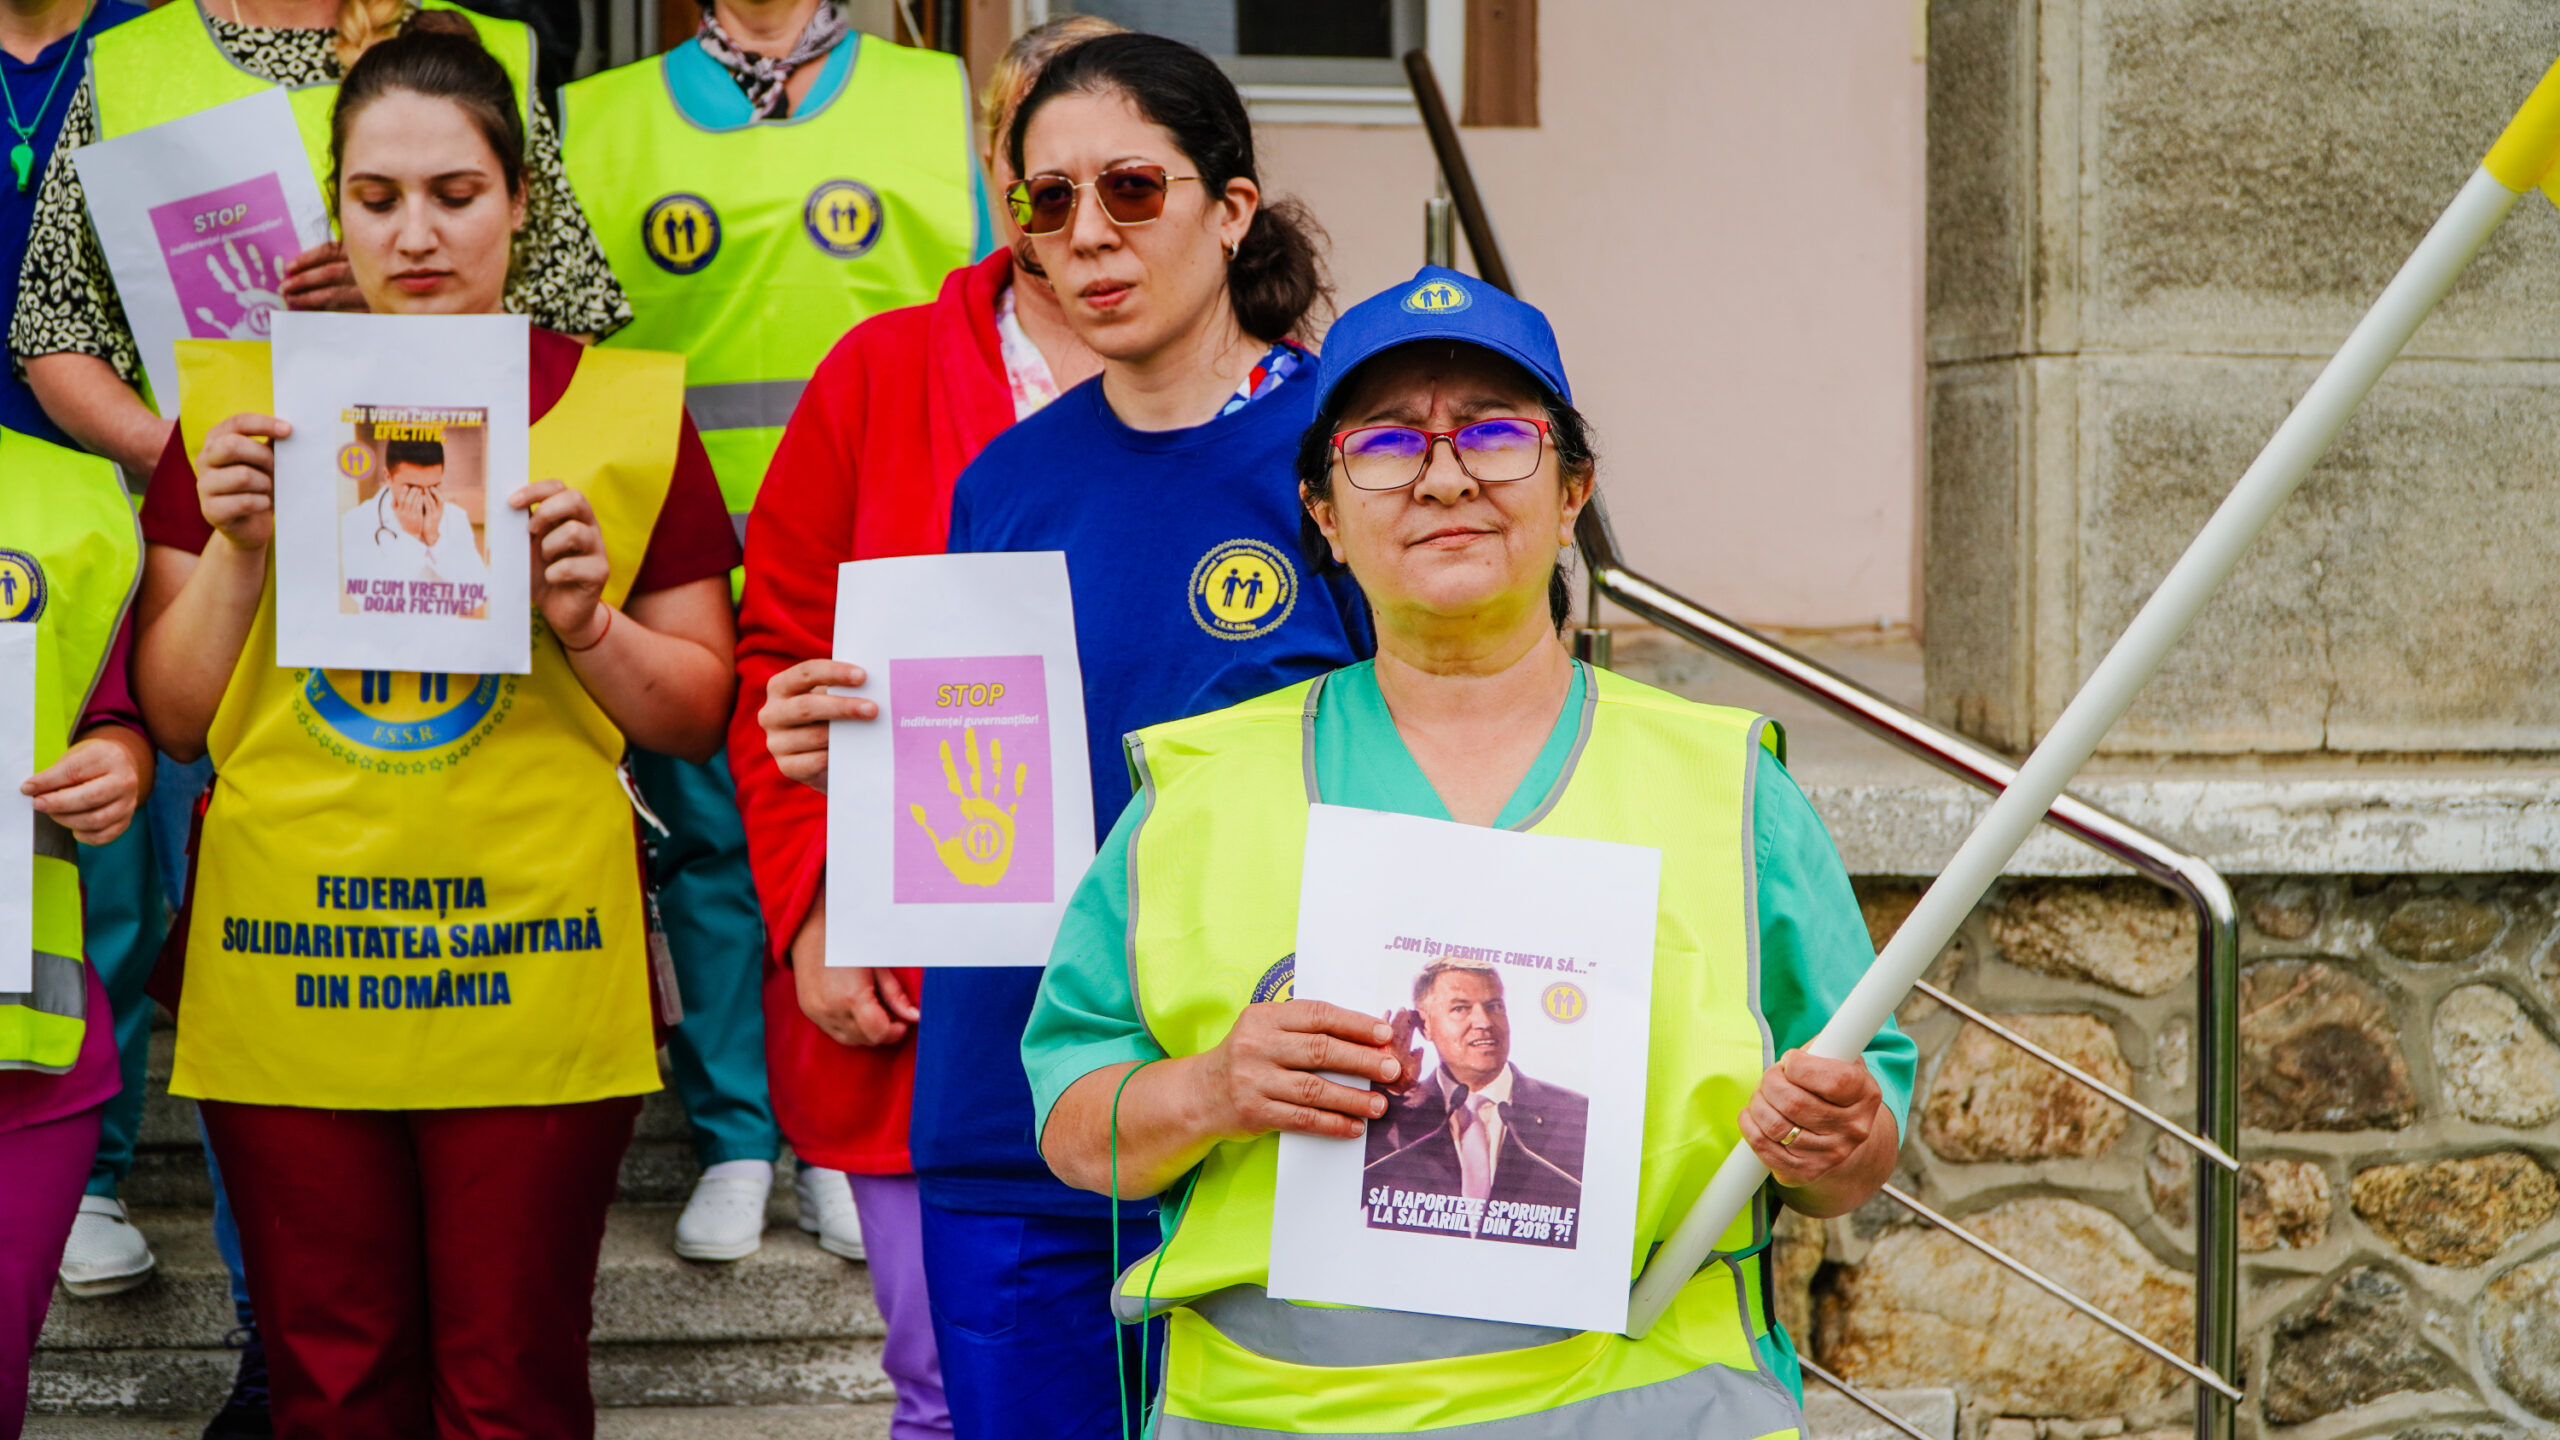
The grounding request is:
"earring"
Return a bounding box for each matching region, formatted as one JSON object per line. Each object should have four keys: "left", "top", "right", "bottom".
{"left": 1227, "top": 238, "right": 1240, "bottom": 261}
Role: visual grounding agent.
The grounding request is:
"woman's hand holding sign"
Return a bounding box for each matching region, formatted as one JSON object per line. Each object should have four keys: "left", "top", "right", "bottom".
{"left": 758, "top": 659, "right": 879, "bottom": 794}
{"left": 196, "top": 413, "right": 292, "bottom": 552}
{"left": 1740, "top": 1048, "right": 1898, "bottom": 1218}
{"left": 1043, "top": 1001, "right": 1406, "bottom": 1200}
{"left": 511, "top": 478, "right": 609, "bottom": 649}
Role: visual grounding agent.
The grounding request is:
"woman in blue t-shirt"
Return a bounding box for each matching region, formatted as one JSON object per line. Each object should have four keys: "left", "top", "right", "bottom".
{"left": 754, "top": 32, "right": 1369, "bottom": 1440}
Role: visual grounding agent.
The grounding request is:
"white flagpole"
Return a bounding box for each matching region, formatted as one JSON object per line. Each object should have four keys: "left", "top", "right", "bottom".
{"left": 1626, "top": 57, "right": 2560, "bottom": 1339}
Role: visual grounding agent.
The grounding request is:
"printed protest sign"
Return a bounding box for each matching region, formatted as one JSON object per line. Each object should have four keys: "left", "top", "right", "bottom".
{"left": 828, "top": 553, "right": 1092, "bottom": 967}
{"left": 890, "top": 656, "right": 1056, "bottom": 905}
{"left": 272, "top": 311, "right": 530, "bottom": 675}
{"left": 1270, "top": 804, "right": 1661, "bottom": 1333}
{"left": 0, "top": 625, "right": 35, "bottom": 993}
{"left": 73, "top": 89, "right": 331, "bottom": 407}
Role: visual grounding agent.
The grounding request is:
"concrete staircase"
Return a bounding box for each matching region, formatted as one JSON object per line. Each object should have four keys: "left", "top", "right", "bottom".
{"left": 31, "top": 1025, "right": 893, "bottom": 1431}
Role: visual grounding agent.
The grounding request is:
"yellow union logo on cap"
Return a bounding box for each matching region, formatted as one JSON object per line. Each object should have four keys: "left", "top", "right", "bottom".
{"left": 642, "top": 193, "right": 721, "bottom": 275}
{"left": 1188, "top": 538, "right": 1298, "bottom": 641}
{"left": 1541, "top": 981, "right": 1588, "bottom": 1023}
{"left": 0, "top": 548, "right": 44, "bottom": 621}
{"left": 1403, "top": 278, "right": 1471, "bottom": 314}
{"left": 805, "top": 179, "right": 884, "bottom": 259}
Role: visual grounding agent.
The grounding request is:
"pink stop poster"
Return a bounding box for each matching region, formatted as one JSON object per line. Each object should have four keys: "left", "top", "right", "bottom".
{"left": 891, "top": 656, "right": 1055, "bottom": 905}
{"left": 148, "top": 172, "right": 296, "bottom": 341}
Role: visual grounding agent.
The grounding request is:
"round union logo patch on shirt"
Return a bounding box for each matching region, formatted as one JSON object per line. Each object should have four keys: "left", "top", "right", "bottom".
{"left": 0, "top": 548, "right": 45, "bottom": 621}
{"left": 1188, "top": 538, "right": 1298, "bottom": 641}
{"left": 1251, "top": 953, "right": 1295, "bottom": 1004}
{"left": 1402, "top": 278, "right": 1471, "bottom": 314}
{"left": 295, "top": 668, "right": 513, "bottom": 775}
{"left": 805, "top": 179, "right": 884, "bottom": 259}
{"left": 642, "top": 193, "right": 722, "bottom": 275}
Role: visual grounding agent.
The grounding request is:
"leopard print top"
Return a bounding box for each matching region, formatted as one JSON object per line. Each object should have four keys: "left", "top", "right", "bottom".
{"left": 10, "top": 8, "right": 631, "bottom": 383}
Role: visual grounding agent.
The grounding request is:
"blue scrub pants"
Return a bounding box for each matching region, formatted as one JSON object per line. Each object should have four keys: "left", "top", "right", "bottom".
{"left": 917, "top": 1200, "right": 1163, "bottom": 1440}
{"left": 627, "top": 750, "right": 779, "bottom": 1168}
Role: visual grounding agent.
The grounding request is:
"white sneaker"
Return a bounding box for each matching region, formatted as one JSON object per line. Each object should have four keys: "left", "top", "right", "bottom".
{"left": 673, "top": 1162, "right": 772, "bottom": 1262}
{"left": 794, "top": 1164, "right": 867, "bottom": 1262}
{"left": 59, "top": 1195, "right": 156, "bottom": 1297}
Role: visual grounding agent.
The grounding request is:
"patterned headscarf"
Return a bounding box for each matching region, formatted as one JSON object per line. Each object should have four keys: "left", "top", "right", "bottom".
{"left": 695, "top": 1, "right": 852, "bottom": 120}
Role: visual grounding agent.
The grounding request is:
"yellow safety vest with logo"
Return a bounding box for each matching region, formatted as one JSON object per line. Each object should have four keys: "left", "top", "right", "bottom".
{"left": 89, "top": 0, "right": 533, "bottom": 174}
{"left": 0, "top": 434, "right": 137, "bottom": 1073}
{"left": 1115, "top": 667, "right": 1802, "bottom": 1439}
{"left": 165, "top": 337, "right": 676, "bottom": 1109}
{"left": 558, "top": 35, "right": 980, "bottom": 521}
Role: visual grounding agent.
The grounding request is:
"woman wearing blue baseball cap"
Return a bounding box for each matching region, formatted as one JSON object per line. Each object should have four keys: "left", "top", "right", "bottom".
{"left": 1021, "top": 268, "right": 1918, "bottom": 1436}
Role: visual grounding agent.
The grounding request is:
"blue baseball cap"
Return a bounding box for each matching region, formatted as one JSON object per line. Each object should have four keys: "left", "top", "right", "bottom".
{"left": 1308, "top": 266, "right": 1572, "bottom": 422}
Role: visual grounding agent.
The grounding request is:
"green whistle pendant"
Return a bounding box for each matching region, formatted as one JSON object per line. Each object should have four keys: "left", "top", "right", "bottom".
{"left": 9, "top": 143, "right": 29, "bottom": 193}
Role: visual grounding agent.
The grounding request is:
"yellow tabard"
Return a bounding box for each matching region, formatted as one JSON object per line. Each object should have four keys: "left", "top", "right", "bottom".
{"left": 168, "top": 337, "right": 681, "bottom": 1109}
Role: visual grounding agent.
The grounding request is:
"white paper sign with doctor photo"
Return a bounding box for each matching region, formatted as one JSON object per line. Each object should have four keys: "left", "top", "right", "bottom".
{"left": 270, "top": 311, "right": 532, "bottom": 675}
{"left": 1269, "top": 804, "right": 1661, "bottom": 1334}
{"left": 72, "top": 88, "right": 333, "bottom": 408}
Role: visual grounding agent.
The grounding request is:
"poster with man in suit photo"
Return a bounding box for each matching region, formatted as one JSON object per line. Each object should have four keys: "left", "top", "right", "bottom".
{"left": 1362, "top": 953, "right": 1591, "bottom": 1249}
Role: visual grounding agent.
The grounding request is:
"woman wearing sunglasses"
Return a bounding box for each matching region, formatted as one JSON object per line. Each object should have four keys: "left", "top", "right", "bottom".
{"left": 1021, "top": 271, "right": 1915, "bottom": 1438}
{"left": 756, "top": 29, "right": 1368, "bottom": 1440}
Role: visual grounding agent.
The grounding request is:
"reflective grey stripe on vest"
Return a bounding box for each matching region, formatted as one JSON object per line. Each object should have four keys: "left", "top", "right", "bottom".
{"left": 1191, "top": 1285, "right": 1572, "bottom": 1366}
{"left": 35, "top": 816, "right": 74, "bottom": 862}
{"left": 1155, "top": 1358, "right": 1802, "bottom": 1440}
{"left": 685, "top": 380, "right": 806, "bottom": 433}
{"left": 0, "top": 948, "right": 89, "bottom": 1072}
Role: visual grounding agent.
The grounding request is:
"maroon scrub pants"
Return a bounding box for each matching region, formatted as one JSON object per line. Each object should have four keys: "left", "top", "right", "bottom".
{"left": 199, "top": 1095, "right": 641, "bottom": 1439}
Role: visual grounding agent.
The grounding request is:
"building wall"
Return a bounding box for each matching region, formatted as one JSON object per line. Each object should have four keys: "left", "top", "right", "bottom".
{"left": 1251, "top": 0, "right": 1928, "bottom": 630}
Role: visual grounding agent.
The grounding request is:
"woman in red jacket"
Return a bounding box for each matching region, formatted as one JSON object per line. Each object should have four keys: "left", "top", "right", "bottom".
{"left": 725, "top": 18, "right": 1110, "bottom": 1440}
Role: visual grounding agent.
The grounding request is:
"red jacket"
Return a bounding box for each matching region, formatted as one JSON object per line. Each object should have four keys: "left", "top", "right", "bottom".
{"left": 730, "top": 249, "right": 1019, "bottom": 1173}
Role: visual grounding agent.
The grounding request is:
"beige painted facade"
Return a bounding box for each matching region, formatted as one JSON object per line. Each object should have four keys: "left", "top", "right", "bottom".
{"left": 1251, "top": 0, "right": 1929, "bottom": 629}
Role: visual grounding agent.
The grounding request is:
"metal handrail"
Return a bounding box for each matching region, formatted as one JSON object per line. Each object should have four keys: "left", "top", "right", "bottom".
{"left": 1399, "top": 48, "right": 2241, "bottom": 1440}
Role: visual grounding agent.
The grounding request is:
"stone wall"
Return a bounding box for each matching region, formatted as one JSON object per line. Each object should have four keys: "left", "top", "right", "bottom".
{"left": 1923, "top": 0, "right": 2560, "bottom": 754}
{"left": 1806, "top": 872, "right": 2560, "bottom": 1439}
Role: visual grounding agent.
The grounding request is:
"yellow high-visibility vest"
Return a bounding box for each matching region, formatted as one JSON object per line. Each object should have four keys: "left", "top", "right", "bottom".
{"left": 89, "top": 0, "right": 533, "bottom": 171}
{"left": 0, "top": 433, "right": 136, "bottom": 1072}
{"left": 1113, "top": 666, "right": 1801, "bottom": 1437}
{"left": 560, "top": 34, "right": 979, "bottom": 519}
{"left": 167, "top": 336, "right": 678, "bottom": 1109}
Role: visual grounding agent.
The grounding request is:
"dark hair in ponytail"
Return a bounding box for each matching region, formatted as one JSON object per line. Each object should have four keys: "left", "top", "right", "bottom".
{"left": 1006, "top": 31, "right": 1330, "bottom": 341}
{"left": 330, "top": 11, "right": 526, "bottom": 205}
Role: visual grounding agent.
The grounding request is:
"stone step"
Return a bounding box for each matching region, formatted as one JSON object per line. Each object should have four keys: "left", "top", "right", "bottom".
{"left": 26, "top": 1405, "right": 890, "bottom": 1438}
{"left": 34, "top": 1205, "right": 886, "bottom": 1415}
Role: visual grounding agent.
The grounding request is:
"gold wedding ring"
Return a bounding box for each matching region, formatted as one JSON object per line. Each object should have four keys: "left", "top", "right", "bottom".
{"left": 1779, "top": 1125, "right": 1801, "bottom": 1147}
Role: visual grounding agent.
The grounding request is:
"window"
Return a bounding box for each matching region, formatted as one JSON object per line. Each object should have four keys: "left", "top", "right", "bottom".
{"left": 1037, "top": 0, "right": 1467, "bottom": 125}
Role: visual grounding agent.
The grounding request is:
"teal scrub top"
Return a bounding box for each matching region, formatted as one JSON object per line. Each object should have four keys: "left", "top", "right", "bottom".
{"left": 1022, "top": 659, "right": 1915, "bottom": 1386}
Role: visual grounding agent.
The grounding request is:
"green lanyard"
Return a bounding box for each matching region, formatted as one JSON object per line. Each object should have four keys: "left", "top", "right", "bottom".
{"left": 2, "top": 0, "right": 94, "bottom": 192}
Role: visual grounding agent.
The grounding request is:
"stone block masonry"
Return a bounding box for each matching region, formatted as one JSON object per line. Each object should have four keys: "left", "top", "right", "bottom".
{"left": 1924, "top": 0, "right": 2560, "bottom": 755}
{"left": 1804, "top": 873, "right": 2560, "bottom": 1438}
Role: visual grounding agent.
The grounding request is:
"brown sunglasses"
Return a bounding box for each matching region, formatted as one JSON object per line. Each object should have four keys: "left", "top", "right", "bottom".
{"left": 1005, "top": 165, "right": 1199, "bottom": 236}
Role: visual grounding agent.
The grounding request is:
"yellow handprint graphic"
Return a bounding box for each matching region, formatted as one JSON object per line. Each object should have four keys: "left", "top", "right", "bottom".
{"left": 909, "top": 724, "right": 1028, "bottom": 886}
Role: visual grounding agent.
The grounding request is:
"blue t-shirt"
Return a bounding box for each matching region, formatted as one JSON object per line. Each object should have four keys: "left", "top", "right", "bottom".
{"left": 0, "top": 0, "right": 143, "bottom": 447}
{"left": 921, "top": 364, "right": 1374, "bottom": 1216}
